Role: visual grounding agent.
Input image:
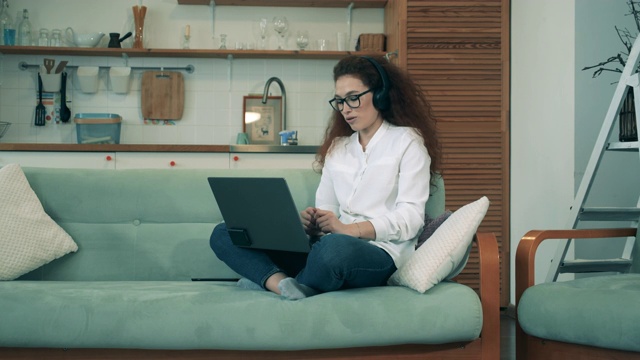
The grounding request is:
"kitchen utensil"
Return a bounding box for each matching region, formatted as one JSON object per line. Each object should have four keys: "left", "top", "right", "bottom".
{"left": 108, "top": 32, "right": 132, "bottom": 48}
{"left": 141, "top": 71, "right": 185, "bottom": 120}
{"left": 35, "top": 74, "right": 46, "bottom": 126}
{"left": 54, "top": 60, "right": 68, "bottom": 74}
{"left": 43, "top": 58, "right": 55, "bottom": 74}
{"left": 65, "top": 27, "right": 104, "bottom": 47}
{"left": 60, "top": 72, "right": 71, "bottom": 123}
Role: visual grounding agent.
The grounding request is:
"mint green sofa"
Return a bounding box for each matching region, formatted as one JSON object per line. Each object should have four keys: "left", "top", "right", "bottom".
{"left": 0, "top": 167, "right": 500, "bottom": 359}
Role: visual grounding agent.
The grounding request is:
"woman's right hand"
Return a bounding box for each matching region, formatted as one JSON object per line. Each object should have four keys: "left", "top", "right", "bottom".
{"left": 301, "top": 207, "right": 323, "bottom": 236}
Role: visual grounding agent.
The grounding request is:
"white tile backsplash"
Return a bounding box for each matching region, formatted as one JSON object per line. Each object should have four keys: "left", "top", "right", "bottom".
{"left": 1, "top": 55, "right": 341, "bottom": 145}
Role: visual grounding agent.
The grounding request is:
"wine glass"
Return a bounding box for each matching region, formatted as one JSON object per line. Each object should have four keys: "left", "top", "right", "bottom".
{"left": 252, "top": 18, "right": 268, "bottom": 50}
{"left": 296, "top": 30, "right": 309, "bottom": 51}
{"left": 272, "top": 16, "right": 289, "bottom": 50}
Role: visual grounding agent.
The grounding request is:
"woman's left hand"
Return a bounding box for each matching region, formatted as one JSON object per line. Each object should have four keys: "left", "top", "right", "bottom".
{"left": 315, "top": 209, "right": 347, "bottom": 235}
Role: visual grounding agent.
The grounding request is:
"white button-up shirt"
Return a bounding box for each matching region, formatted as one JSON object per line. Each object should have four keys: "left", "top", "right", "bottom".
{"left": 315, "top": 121, "right": 432, "bottom": 268}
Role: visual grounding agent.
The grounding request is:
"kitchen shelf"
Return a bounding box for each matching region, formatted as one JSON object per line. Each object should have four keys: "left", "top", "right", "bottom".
{"left": 177, "top": 0, "right": 387, "bottom": 8}
{"left": 0, "top": 143, "right": 230, "bottom": 153}
{"left": 0, "top": 45, "right": 383, "bottom": 59}
{"left": 0, "top": 143, "right": 319, "bottom": 154}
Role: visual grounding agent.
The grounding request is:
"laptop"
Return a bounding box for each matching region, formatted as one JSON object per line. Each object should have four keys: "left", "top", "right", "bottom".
{"left": 208, "top": 177, "right": 312, "bottom": 253}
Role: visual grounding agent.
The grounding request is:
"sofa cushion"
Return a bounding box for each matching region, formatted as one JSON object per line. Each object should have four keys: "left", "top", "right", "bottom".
{"left": 388, "top": 197, "right": 489, "bottom": 293}
{"left": 518, "top": 274, "right": 640, "bottom": 352}
{"left": 0, "top": 280, "right": 482, "bottom": 350}
{"left": 0, "top": 164, "right": 77, "bottom": 281}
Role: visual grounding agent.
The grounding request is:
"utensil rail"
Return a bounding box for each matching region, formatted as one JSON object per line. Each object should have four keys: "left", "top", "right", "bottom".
{"left": 18, "top": 62, "right": 195, "bottom": 74}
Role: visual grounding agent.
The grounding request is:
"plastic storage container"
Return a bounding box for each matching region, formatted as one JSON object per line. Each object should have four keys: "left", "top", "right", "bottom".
{"left": 74, "top": 113, "right": 121, "bottom": 144}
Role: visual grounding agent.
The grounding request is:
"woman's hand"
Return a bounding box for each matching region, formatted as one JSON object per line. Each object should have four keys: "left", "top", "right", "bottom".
{"left": 300, "top": 207, "right": 324, "bottom": 236}
{"left": 315, "top": 209, "right": 348, "bottom": 235}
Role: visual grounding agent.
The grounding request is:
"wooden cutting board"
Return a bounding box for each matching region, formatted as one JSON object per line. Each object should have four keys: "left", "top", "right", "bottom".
{"left": 141, "top": 71, "right": 185, "bottom": 120}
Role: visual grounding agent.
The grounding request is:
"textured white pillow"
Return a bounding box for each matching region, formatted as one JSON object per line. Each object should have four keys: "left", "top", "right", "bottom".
{"left": 0, "top": 164, "right": 78, "bottom": 280}
{"left": 388, "top": 196, "right": 490, "bottom": 293}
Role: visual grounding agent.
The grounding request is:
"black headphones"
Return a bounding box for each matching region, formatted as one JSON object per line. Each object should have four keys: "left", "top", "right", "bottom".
{"left": 361, "top": 56, "right": 390, "bottom": 111}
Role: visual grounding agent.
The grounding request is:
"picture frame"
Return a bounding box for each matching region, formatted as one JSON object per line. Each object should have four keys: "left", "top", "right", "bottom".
{"left": 242, "top": 95, "right": 283, "bottom": 145}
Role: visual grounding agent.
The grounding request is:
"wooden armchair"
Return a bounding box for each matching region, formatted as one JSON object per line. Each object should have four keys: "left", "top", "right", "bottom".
{"left": 516, "top": 228, "right": 640, "bottom": 360}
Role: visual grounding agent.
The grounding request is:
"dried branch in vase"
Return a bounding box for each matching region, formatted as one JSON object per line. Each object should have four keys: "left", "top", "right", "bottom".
{"left": 582, "top": 0, "right": 640, "bottom": 79}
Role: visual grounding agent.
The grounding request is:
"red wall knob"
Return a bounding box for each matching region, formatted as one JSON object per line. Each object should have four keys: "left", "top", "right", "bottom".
{"left": 106, "top": 155, "right": 113, "bottom": 161}
{"left": 233, "top": 156, "right": 239, "bottom": 162}
{"left": 170, "top": 161, "right": 176, "bottom": 167}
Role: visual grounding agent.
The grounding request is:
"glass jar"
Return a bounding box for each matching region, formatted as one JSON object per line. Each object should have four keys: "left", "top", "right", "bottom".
{"left": 50, "top": 28, "right": 61, "bottom": 47}
{"left": 37, "top": 28, "right": 48, "bottom": 46}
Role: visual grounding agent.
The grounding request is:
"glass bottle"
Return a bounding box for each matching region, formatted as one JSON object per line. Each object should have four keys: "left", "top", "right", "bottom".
{"left": 17, "top": 8, "right": 31, "bottom": 46}
{"left": 50, "top": 29, "right": 61, "bottom": 47}
{"left": 0, "top": 0, "right": 13, "bottom": 46}
{"left": 37, "top": 28, "right": 48, "bottom": 46}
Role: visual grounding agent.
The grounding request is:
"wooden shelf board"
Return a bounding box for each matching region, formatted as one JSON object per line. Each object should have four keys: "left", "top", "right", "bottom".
{"left": 177, "top": 0, "right": 387, "bottom": 8}
{"left": 0, "top": 46, "right": 383, "bottom": 59}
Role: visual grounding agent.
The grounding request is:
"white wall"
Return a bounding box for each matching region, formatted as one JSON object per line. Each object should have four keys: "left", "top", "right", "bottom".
{"left": 574, "top": 0, "right": 640, "bottom": 263}
{"left": 510, "top": 0, "right": 576, "bottom": 302}
{"left": 0, "top": 0, "right": 384, "bottom": 145}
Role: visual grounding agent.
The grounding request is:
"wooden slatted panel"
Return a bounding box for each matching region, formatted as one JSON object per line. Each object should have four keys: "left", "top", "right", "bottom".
{"left": 406, "top": 0, "right": 509, "bottom": 306}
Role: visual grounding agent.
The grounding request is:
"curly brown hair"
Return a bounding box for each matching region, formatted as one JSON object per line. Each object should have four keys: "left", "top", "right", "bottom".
{"left": 315, "top": 55, "right": 442, "bottom": 178}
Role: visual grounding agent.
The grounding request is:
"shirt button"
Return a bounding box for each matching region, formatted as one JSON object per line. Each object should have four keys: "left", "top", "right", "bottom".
{"left": 133, "top": 219, "right": 141, "bottom": 226}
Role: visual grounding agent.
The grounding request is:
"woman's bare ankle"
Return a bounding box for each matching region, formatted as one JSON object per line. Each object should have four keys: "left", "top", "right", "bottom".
{"left": 265, "top": 272, "right": 287, "bottom": 295}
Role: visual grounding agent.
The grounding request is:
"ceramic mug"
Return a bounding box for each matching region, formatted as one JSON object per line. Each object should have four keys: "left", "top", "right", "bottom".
{"left": 236, "top": 132, "right": 249, "bottom": 144}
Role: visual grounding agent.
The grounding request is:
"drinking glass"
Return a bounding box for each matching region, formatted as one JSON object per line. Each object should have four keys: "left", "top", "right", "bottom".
{"left": 296, "top": 30, "right": 309, "bottom": 51}
{"left": 219, "top": 33, "right": 227, "bottom": 49}
{"left": 272, "top": 16, "right": 289, "bottom": 50}
{"left": 252, "top": 18, "right": 268, "bottom": 50}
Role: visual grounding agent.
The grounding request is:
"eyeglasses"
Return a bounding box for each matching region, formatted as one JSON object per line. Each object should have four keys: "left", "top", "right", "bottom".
{"left": 328, "top": 89, "right": 373, "bottom": 112}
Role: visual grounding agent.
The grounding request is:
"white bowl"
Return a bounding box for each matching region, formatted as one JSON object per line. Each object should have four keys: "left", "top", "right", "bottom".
{"left": 66, "top": 28, "right": 105, "bottom": 48}
{"left": 75, "top": 32, "right": 104, "bottom": 47}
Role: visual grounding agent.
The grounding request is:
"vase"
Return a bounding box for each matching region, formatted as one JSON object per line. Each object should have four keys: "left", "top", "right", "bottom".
{"left": 132, "top": 5, "right": 147, "bottom": 49}
{"left": 619, "top": 88, "right": 639, "bottom": 142}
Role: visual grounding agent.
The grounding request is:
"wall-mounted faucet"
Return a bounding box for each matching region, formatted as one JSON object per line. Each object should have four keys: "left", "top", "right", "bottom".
{"left": 262, "top": 77, "right": 286, "bottom": 133}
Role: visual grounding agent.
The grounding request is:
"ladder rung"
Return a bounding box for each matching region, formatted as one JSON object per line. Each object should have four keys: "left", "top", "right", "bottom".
{"left": 607, "top": 141, "right": 639, "bottom": 151}
{"left": 578, "top": 207, "right": 640, "bottom": 221}
{"left": 559, "top": 259, "right": 633, "bottom": 273}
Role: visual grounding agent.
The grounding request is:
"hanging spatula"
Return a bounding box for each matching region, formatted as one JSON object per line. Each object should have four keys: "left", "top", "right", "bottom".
{"left": 35, "top": 74, "right": 46, "bottom": 126}
{"left": 43, "top": 58, "right": 55, "bottom": 74}
{"left": 59, "top": 72, "right": 71, "bottom": 123}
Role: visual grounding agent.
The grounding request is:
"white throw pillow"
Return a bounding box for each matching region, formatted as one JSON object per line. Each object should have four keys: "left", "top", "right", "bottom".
{"left": 0, "top": 164, "right": 78, "bottom": 280}
{"left": 388, "top": 196, "right": 490, "bottom": 293}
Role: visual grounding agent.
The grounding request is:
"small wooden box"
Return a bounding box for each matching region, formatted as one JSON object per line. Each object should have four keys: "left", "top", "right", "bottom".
{"left": 356, "top": 33, "right": 386, "bottom": 52}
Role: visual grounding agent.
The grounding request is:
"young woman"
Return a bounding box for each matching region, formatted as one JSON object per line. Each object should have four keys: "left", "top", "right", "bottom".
{"left": 210, "top": 55, "right": 441, "bottom": 300}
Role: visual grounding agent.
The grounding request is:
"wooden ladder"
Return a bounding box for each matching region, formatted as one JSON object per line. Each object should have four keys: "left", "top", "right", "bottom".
{"left": 546, "top": 36, "right": 640, "bottom": 282}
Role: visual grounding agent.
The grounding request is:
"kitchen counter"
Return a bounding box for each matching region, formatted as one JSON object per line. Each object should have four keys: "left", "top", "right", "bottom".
{"left": 0, "top": 144, "right": 319, "bottom": 154}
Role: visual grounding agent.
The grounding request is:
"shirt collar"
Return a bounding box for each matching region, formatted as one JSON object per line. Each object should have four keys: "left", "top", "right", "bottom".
{"left": 354, "top": 121, "right": 390, "bottom": 153}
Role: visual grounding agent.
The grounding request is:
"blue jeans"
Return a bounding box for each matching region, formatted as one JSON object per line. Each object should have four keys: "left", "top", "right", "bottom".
{"left": 210, "top": 223, "right": 397, "bottom": 293}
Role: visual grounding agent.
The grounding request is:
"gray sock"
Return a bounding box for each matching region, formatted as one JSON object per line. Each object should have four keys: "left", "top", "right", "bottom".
{"left": 237, "top": 278, "right": 264, "bottom": 291}
{"left": 278, "top": 277, "right": 318, "bottom": 300}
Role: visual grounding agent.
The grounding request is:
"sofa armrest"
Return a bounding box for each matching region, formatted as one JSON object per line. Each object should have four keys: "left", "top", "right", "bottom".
{"left": 474, "top": 232, "right": 500, "bottom": 357}
{"left": 515, "top": 228, "right": 637, "bottom": 305}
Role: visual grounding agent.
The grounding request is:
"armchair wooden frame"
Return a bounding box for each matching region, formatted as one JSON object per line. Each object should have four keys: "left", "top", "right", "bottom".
{"left": 2, "top": 232, "right": 500, "bottom": 360}
{"left": 515, "top": 228, "right": 640, "bottom": 360}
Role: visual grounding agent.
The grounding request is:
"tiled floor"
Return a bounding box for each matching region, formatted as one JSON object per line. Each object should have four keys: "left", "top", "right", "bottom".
{"left": 501, "top": 313, "right": 516, "bottom": 360}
